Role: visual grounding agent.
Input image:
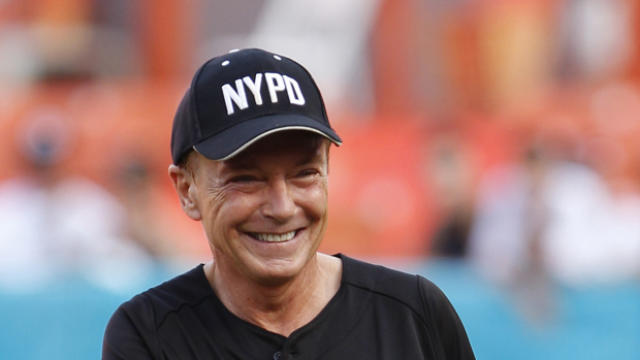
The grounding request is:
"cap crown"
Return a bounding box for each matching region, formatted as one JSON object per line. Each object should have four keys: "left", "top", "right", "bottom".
{"left": 171, "top": 48, "right": 336, "bottom": 164}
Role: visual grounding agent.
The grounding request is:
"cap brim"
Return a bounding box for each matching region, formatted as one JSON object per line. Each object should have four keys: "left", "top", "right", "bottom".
{"left": 193, "top": 114, "right": 342, "bottom": 160}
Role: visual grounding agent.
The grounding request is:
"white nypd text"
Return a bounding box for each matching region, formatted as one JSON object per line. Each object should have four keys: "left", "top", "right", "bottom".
{"left": 222, "top": 72, "right": 306, "bottom": 115}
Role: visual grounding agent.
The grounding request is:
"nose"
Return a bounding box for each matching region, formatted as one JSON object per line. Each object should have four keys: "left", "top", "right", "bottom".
{"left": 261, "top": 176, "right": 296, "bottom": 222}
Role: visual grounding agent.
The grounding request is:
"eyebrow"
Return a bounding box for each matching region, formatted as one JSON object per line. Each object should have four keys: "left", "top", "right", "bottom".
{"left": 295, "top": 148, "right": 324, "bottom": 166}
{"left": 221, "top": 158, "right": 256, "bottom": 172}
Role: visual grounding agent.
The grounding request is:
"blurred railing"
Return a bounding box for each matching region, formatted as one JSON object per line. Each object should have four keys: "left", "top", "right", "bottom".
{"left": 1, "top": 260, "right": 638, "bottom": 360}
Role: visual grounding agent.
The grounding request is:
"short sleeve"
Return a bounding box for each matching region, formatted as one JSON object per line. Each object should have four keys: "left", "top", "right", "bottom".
{"left": 102, "top": 297, "right": 158, "bottom": 360}
{"left": 417, "top": 276, "right": 475, "bottom": 360}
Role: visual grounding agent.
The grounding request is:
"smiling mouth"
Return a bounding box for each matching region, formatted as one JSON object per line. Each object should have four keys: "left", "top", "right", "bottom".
{"left": 247, "top": 230, "right": 299, "bottom": 243}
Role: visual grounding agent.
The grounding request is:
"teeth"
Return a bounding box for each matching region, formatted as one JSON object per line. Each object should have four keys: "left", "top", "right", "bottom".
{"left": 252, "top": 231, "right": 296, "bottom": 242}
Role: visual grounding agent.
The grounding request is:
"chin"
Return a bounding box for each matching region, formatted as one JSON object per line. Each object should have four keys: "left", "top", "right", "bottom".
{"left": 249, "top": 255, "right": 312, "bottom": 286}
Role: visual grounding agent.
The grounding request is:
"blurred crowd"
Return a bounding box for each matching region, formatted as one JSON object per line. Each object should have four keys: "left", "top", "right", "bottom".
{"left": 0, "top": 108, "right": 190, "bottom": 292}
{"left": 0, "top": 0, "right": 639, "bottom": 305}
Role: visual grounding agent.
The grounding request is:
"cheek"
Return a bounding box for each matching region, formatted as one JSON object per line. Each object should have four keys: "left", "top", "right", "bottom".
{"left": 204, "top": 192, "right": 260, "bottom": 233}
{"left": 295, "top": 182, "right": 329, "bottom": 219}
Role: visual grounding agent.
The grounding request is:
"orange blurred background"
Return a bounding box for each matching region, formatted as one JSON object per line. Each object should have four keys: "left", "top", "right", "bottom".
{"left": 1, "top": 0, "right": 640, "bottom": 260}
{"left": 3, "top": 1, "right": 640, "bottom": 359}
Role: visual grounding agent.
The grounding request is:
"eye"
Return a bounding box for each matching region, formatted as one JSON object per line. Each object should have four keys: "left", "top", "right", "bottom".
{"left": 297, "top": 168, "right": 319, "bottom": 178}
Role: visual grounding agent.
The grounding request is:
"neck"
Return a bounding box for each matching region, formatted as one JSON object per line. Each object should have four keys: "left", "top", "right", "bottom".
{"left": 204, "top": 253, "right": 341, "bottom": 337}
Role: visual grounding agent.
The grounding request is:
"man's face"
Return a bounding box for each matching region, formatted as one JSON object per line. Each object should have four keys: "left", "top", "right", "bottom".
{"left": 188, "top": 132, "right": 330, "bottom": 285}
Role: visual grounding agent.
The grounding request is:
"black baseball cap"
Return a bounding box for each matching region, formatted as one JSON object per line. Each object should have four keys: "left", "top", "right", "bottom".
{"left": 171, "top": 48, "right": 342, "bottom": 164}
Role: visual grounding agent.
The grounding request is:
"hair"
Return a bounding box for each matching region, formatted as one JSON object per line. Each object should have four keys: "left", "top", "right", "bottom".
{"left": 177, "top": 150, "right": 198, "bottom": 183}
{"left": 176, "top": 150, "right": 192, "bottom": 169}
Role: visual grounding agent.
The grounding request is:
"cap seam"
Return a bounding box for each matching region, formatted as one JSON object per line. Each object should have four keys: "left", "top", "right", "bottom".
{"left": 220, "top": 126, "right": 339, "bottom": 160}
{"left": 197, "top": 125, "right": 341, "bottom": 161}
{"left": 191, "top": 58, "right": 217, "bottom": 138}
{"left": 194, "top": 114, "right": 340, "bottom": 149}
{"left": 295, "top": 62, "right": 329, "bottom": 123}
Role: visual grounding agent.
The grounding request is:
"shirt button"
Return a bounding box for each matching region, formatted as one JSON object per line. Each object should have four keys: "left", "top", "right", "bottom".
{"left": 273, "top": 351, "right": 282, "bottom": 360}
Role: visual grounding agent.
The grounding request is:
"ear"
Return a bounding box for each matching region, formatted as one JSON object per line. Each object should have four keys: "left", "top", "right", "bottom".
{"left": 168, "top": 164, "right": 202, "bottom": 221}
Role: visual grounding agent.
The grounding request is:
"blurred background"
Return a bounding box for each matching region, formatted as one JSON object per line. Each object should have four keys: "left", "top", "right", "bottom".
{"left": 1, "top": 0, "right": 639, "bottom": 358}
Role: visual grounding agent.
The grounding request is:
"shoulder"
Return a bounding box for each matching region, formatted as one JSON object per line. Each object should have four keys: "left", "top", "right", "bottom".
{"left": 339, "top": 255, "right": 447, "bottom": 313}
{"left": 110, "top": 264, "right": 211, "bottom": 330}
{"left": 338, "top": 255, "right": 475, "bottom": 359}
{"left": 103, "top": 265, "right": 212, "bottom": 358}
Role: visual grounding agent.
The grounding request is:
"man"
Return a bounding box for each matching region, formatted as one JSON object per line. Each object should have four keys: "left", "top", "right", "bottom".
{"left": 103, "top": 48, "right": 475, "bottom": 359}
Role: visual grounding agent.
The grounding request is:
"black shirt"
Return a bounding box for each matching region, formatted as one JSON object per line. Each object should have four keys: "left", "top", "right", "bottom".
{"left": 102, "top": 254, "right": 475, "bottom": 359}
